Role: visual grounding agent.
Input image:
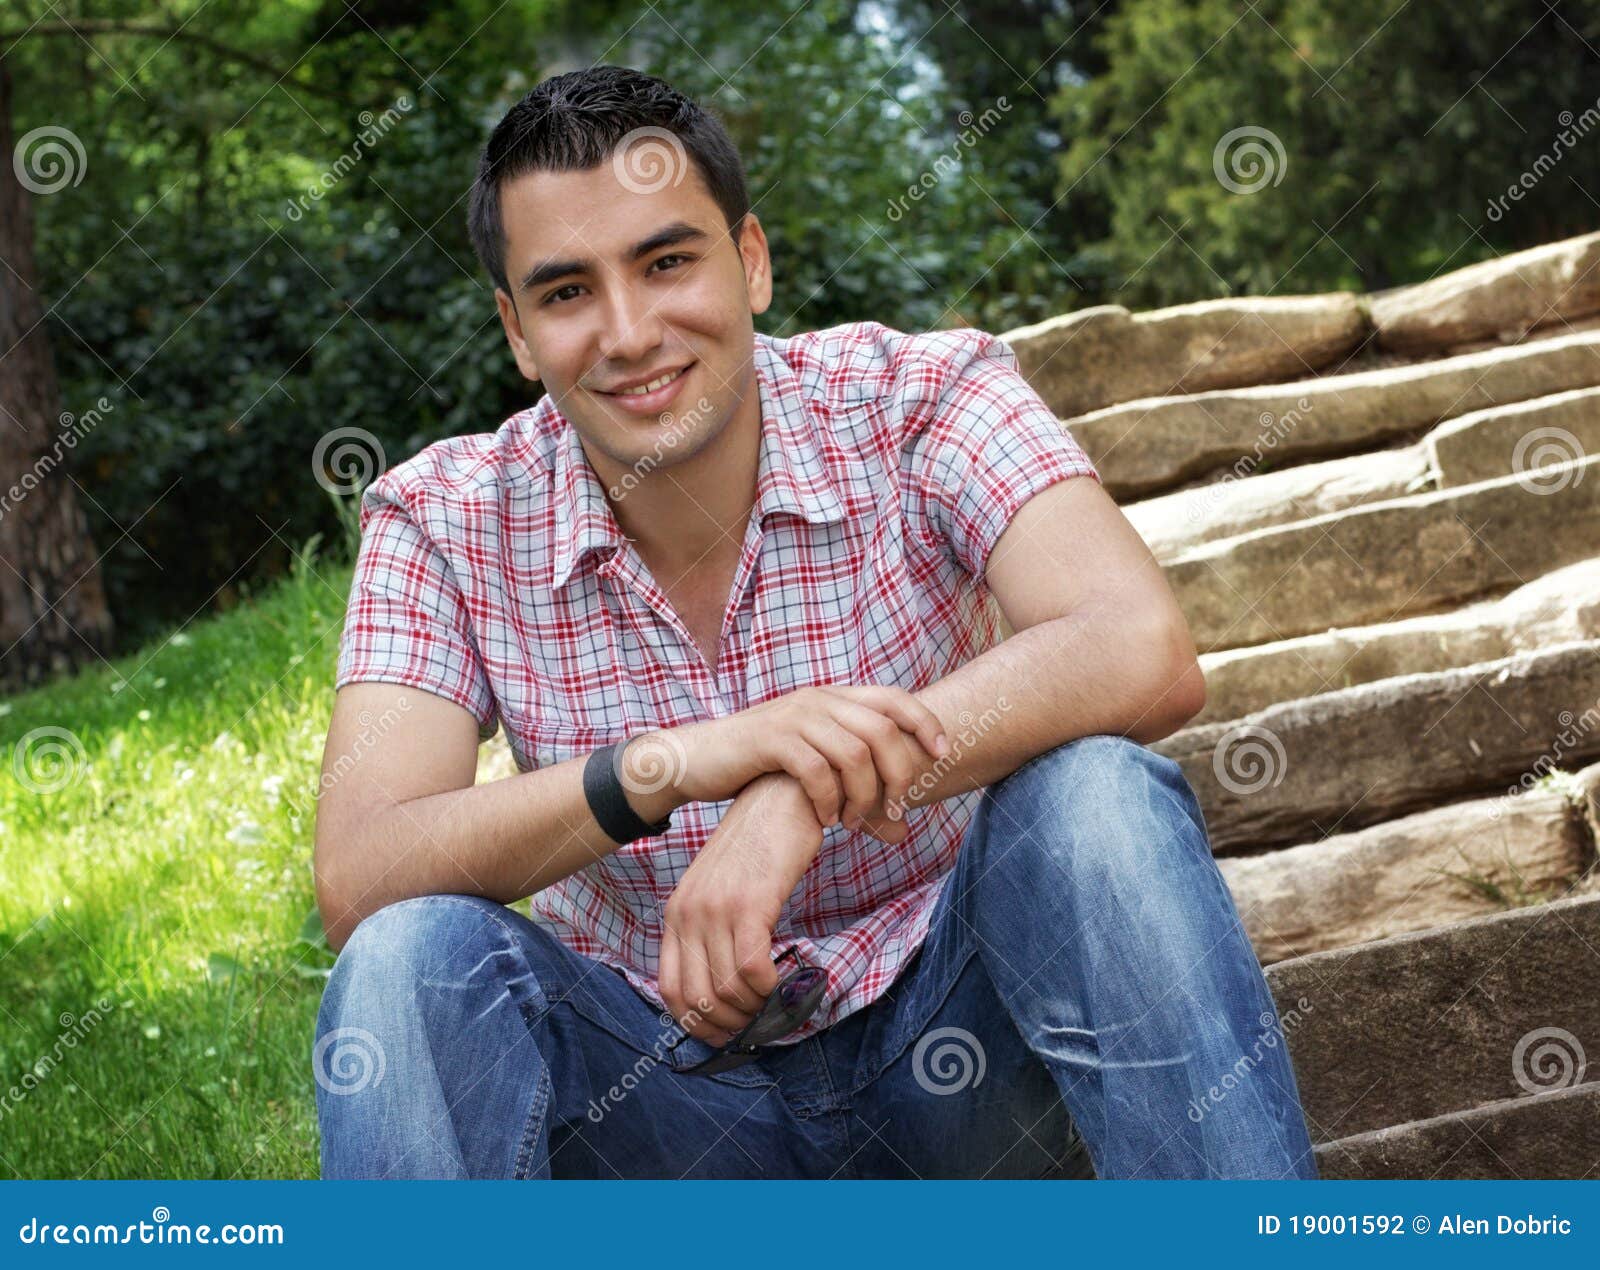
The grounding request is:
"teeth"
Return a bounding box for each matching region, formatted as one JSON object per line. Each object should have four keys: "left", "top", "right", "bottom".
{"left": 616, "top": 367, "right": 685, "bottom": 396}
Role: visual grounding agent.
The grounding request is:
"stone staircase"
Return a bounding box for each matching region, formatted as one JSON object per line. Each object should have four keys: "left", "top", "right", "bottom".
{"left": 1002, "top": 230, "right": 1600, "bottom": 1179}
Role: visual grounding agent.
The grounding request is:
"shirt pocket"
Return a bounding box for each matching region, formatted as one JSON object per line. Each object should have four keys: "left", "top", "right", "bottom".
{"left": 840, "top": 504, "right": 940, "bottom": 691}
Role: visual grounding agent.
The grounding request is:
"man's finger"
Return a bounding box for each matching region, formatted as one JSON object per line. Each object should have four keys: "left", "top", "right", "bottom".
{"left": 831, "top": 685, "right": 948, "bottom": 759}
{"left": 708, "top": 927, "right": 763, "bottom": 1015}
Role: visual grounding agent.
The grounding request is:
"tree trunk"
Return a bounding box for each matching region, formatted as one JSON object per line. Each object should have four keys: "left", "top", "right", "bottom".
{"left": 0, "top": 53, "right": 113, "bottom": 692}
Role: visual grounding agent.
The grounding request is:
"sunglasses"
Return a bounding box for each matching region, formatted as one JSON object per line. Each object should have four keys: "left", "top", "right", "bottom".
{"left": 668, "top": 946, "right": 828, "bottom": 1076}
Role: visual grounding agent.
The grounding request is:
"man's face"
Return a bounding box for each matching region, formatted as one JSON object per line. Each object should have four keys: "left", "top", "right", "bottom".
{"left": 492, "top": 151, "right": 772, "bottom": 481}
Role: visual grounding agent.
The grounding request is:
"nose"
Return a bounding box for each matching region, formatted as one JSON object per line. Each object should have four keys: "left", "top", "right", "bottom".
{"left": 594, "top": 278, "right": 664, "bottom": 370}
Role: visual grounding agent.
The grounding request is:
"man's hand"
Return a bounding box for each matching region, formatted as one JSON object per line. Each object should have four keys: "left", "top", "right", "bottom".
{"left": 666, "top": 685, "right": 949, "bottom": 840}
{"left": 657, "top": 772, "right": 824, "bottom": 1044}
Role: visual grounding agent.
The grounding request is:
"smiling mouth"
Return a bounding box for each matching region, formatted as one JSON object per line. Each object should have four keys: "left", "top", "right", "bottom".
{"left": 598, "top": 364, "right": 693, "bottom": 397}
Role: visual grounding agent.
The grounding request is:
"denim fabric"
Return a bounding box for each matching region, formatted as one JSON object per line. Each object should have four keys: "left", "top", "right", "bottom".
{"left": 314, "top": 735, "right": 1320, "bottom": 1179}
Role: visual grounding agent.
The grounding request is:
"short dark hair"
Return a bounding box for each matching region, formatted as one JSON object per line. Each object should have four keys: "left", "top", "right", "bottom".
{"left": 466, "top": 64, "right": 750, "bottom": 294}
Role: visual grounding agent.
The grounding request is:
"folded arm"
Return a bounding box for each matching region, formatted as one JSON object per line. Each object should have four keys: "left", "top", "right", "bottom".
{"left": 837, "top": 473, "right": 1204, "bottom": 830}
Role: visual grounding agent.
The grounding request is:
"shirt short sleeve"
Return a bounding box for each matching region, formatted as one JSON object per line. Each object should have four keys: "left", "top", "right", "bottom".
{"left": 335, "top": 479, "right": 499, "bottom": 739}
{"left": 898, "top": 329, "right": 1101, "bottom": 581}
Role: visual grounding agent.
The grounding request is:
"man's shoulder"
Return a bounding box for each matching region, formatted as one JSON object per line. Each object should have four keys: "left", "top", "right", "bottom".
{"left": 764, "top": 320, "right": 1015, "bottom": 410}
{"left": 366, "top": 400, "right": 559, "bottom": 512}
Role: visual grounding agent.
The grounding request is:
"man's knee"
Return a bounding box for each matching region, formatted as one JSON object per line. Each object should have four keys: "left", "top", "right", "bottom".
{"left": 980, "top": 734, "right": 1208, "bottom": 886}
{"left": 321, "top": 893, "right": 532, "bottom": 1018}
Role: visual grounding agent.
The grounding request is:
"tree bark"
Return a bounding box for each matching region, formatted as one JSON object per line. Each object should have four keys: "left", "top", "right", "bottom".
{"left": 0, "top": 52, "right": 113, "bottom": 691}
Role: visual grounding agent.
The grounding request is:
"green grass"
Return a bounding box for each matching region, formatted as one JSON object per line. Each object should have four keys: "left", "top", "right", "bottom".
{"left": 0, "top": 538, "right": 355, "bottom": 1178}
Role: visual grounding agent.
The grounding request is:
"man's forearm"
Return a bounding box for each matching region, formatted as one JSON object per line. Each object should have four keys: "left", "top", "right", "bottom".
{"left": 891, "top": 598, "right": 1204, "bottom": 817}
{"left": 318, "top": 745, "right": 689, "bottom": 950}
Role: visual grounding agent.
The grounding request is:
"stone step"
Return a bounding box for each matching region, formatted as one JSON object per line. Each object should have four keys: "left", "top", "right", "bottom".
{"left": 1069, "top": 327, "right": 1600, "bottom": 499}
{"left": 1001, "top": 294, "right": 1367, "bottom": 420}
{"left": 1125, "top": 386, "right": 1600, "bottom": 563}
{"left": 1263, "top": 891, "right": 1600, "bottom": 1141}
{"left": 1370, "top": 230, "right": 1600, "bottom": 355}
{"left": 1124, "top": 445, "right": 1429, "bottom": 563}
{"left": 1166, "top": 454, "right": 1600, "bottom": 653}
{"left": 1426, "top": 384, "right": 1600, "bottom": 487}
{"left": 1221, "top": 785, "right": 1594, "bottom": 965}
{"left": 1194, "top": 557, "right": 1600, "bottom": 725}
{"left": 1313, "top": 1081, "right": 1600, "bottom": 1180}
{"left": 1155, "top": 640, "right": 1600, "bottom": 851}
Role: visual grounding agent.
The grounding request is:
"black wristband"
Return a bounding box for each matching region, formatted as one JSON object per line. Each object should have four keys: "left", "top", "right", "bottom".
{"left": 583, "top": 739, "right": 673, "bottom": 845}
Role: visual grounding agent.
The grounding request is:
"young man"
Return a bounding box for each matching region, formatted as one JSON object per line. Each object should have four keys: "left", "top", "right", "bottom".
{"left": 311, "top": 64, "right": 1319, "bottom": 1181}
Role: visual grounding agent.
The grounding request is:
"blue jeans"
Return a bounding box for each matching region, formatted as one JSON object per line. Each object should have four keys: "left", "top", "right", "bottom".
{"left": 314, "top": 735, "right": 1319, "bottom": 1179}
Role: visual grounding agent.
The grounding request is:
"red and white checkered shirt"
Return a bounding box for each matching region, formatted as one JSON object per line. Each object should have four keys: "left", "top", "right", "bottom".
{"left": 335, "top": 321, "right": 1099, "bottom": 1035}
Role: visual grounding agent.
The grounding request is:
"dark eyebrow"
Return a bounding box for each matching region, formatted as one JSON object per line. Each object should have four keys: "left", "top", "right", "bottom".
{"left": 516, "top": 221, "right": 710, "bottom": 294}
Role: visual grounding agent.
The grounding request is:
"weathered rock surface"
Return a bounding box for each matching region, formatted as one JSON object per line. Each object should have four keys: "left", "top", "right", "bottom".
{"left": 1001, "top": 295, "right": 1367, "bottom": 420}
{"left": 1264, "top": 892, "right": 1600, "bottom": 1140}
{"left": 1157, "top": 642, "right": 1600, "bottom": 851}
{"left": 1194, "top": 558, "right": 1600, "bottom": 724}
{"left": 1125, "top": 445, "right": 1429, "bottom": 562}
{"left": 1313, "top": 1082, "right": 1600, "bottom": 1180}
{"left": 1072, "top": 328, "right": 1600, "bottom": 498}
{"left": 1166, "top": 455, "right": 1600, "bottom": 652}
{"left": 1425, "top": 385, "right": 1600, "bottom": 487}
{"left": 1371, "top": 230, "right": 1600, "bottom": 354}
{"left": 1221, "top": 789, "right": 1590, "bottom": 964}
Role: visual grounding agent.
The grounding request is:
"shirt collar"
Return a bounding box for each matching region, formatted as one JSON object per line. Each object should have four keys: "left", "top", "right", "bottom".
{"left": 545, "top": 334, "right": 846, "bottom": 592}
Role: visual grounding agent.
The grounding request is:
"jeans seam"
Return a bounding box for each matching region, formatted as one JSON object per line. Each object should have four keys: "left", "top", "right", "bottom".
{"left": 511, "top": 1061, "right": 552, "bottom": 1180}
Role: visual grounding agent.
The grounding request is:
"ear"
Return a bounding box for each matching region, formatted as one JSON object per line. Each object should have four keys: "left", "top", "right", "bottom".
{"left": 495, "top": 287, "right": 541, "bottom": 383}
{"left": 735, "top": 214, "right": 773, "bottom": 317}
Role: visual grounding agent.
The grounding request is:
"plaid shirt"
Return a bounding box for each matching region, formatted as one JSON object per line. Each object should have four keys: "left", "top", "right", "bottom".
{"left": 335, "top": 321, "right": 1099, "bottom": 1035}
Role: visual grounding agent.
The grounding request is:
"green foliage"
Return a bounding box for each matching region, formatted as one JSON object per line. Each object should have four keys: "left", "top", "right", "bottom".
{"left": 1052, "top": 0, "right": 1600, "bottom": 305}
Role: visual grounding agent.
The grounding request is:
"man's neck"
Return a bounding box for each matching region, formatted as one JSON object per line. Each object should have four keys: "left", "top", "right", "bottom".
{"left": 584, "top": 387, "right": 763, "bottom": 584}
